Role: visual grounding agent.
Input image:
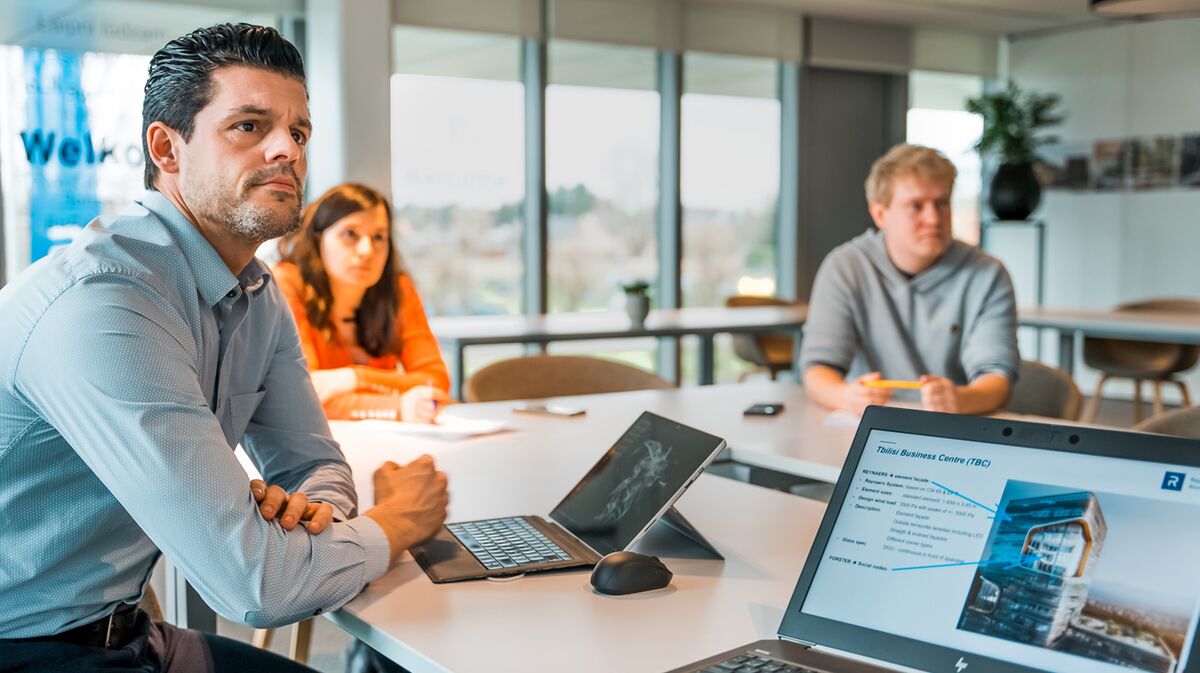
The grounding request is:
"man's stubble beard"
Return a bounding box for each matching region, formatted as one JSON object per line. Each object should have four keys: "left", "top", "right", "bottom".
{"left": 194, "top": 168, "right": 304, "bottom": 244}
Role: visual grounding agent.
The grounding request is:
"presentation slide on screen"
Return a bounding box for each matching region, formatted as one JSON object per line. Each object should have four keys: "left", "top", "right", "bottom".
{"left": 801, "top": 430, "right": 1200, "bottom": 673}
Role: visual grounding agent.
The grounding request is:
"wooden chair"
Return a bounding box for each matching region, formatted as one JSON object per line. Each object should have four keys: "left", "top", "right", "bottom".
{"left": 1132, "top": 405, "right": 1200, "bottom": 438}
{"left": 1003, "top": 359, "right": 1083, "bottom": 420}
{"left": 724, "top": 295, "right": 797, "bottom": 381}
{"left": 253, "top": 620, "right": 313, "bottom": 665}
{"left": 463, "top": 355, "right": 672, "bottom": 403}
{"left": 1081, "top": 298, "right": 1200, "bottom": 423}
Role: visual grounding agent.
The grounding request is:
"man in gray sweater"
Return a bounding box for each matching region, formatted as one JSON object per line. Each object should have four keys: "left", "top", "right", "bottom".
{"left": 800, "top": 144, "right": 1018, "bottom": 416}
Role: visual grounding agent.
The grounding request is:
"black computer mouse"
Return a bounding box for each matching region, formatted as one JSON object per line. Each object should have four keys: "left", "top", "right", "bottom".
{"left": 589, "top": 551, "right": 673, "bottom": 595}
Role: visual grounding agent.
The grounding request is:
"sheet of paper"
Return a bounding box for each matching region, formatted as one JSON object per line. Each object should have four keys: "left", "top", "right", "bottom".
{"left": 356, "top": 416, "right": 510, "bottom": 440}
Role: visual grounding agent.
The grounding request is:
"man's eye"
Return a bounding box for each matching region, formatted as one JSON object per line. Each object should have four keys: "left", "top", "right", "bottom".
{"left": 235, "top": 122, "right": 256, "bottom": 132}
{"left": 372, "top": 234, "right": 386, "bottom": 244}
{"left": 291, "top": 131, "right": 307, "bottom": 145}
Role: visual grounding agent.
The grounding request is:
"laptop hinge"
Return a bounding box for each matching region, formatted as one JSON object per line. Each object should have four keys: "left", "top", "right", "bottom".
{"left": 779, "top": 635, "right": 815, "bottom": 648}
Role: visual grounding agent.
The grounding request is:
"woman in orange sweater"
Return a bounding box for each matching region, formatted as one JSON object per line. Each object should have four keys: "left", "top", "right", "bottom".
{"left": 275, "top": 183, "right": 451, "bottom": 422}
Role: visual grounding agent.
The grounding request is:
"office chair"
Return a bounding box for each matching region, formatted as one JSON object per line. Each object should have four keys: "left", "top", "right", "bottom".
{"left": 463, "top": 354, "right": 672, "bottom": 402}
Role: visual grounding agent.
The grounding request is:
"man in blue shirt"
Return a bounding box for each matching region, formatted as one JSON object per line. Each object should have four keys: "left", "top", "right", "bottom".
{"left": 0, "top": 24, "right": 448, "bottom": 672}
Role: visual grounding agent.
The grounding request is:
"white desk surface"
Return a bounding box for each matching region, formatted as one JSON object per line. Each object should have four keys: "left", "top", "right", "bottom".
{"left": 428, "top": 305, "right": 807, "bottom": 345}
{"left": 327, "top": 416, "right": 827, "bottom": 673}
{"left": 1018, "top": 306, "right": 1200, "bottom": 343}
{"left": 386, "top": 381, "right": 858, "bottom": 485}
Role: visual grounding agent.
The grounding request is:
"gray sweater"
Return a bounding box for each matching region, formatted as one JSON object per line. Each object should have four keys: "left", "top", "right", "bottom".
{"left": 799, "top": 229, "right": 1019, "bottom": 387}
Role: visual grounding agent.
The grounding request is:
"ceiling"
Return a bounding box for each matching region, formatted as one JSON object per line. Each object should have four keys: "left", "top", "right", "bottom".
{"left": 689, "top": 0, "right": 1105, "bottom": 35}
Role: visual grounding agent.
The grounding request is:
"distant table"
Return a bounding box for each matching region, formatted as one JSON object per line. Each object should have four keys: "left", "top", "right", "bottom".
{"left": 1018, "top": 307, "right": 1200, "bottom": 375}
{"left": 326, "top": 409, "right": 826, "bottom": 673}
{"left": 429, "top": 305, "right": 808, "bottom": 399}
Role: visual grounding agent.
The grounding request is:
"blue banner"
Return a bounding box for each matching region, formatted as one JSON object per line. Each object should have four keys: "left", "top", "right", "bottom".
{"left": 23, "top": 48, "right": 101, "bottom": 263}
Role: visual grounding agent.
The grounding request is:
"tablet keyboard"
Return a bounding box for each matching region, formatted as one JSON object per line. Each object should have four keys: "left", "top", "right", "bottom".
{"left": 447, "top": 517, "right": 574, "bottom": 570}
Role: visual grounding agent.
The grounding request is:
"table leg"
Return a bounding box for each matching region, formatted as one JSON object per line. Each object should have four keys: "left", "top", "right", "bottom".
{"left": 1058, "top": 331, "right": 1076, "bottom": 376}
{"left": 791, "top": 328, "right": 803, "bottom": 383}
{"left": 698, "top": 334, "right": 715, "bottom": 385}
{"left": 164, "top": 560, "right": 216, "bottom": 632}
{"left": 452, "top": 346, "right": 465, "bottom": 401}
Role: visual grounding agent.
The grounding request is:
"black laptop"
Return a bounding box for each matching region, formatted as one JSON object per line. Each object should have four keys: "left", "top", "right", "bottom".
{"left": 411, "top": 411, "right": 727, "bottom": 583}
{"left": 671, "top": 405, "right": 1200, "bottom": 673}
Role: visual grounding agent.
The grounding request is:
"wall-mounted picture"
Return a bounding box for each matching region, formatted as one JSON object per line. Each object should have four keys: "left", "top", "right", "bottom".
{"left": 1129, "top": 136, "right": 1178, "bottom": 190}
{"left": 1091, "top": 139, "right": 1128, "bottom": 191}
{"left": 1038, "top": 142, "right": 1091, "bottom": 190}
{"left": 1180, "top": 134, "right": 1200, "bottom": 187}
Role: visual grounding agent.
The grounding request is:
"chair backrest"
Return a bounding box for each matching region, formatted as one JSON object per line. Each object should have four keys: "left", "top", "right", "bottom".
{"left": 1085, "top": 298, "right": 1200, "bottom": 376}
{"left": 1115, "top": 298, "right": 1200, "bottom": 314}
{"left": 1133, "top": 405, "right": 1200, "bottom": 438}
{"left": 724, "top": 295, "right": 796, "bottom": 368}
{"left": 463, "top": 355, "right": 674, "bottom": 403}
{"left": 1004, "top": 359, "right": 1083, "bottom": 421}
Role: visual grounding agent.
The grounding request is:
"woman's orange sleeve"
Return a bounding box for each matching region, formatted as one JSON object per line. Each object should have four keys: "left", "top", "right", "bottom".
{"left": 350, "top": 275, "right": 452, "bottom": 397}
{"left": 273, "top": 263, "right": 323, "bottom": 372}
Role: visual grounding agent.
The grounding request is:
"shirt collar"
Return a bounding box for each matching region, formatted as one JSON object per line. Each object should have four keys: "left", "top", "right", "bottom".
{"left": 138, "top": 190, "right": 273, "bottom": 306}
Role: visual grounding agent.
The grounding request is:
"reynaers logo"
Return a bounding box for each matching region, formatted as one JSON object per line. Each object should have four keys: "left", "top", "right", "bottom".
{"left": 954, "top": 656, "right": 968, "bottom": 672}
{"left": 1162, "top": 471, "right": 1186, "bottom": 491}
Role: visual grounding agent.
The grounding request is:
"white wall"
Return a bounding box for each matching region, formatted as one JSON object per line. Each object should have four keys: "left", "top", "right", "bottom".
{"left": 1003, "top": 17, "right": 1200, "bottom": 404}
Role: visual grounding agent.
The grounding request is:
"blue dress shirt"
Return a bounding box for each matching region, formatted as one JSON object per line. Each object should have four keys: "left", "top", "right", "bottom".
{"left": 0, "top": 191, "right": 390, "bottom": 637}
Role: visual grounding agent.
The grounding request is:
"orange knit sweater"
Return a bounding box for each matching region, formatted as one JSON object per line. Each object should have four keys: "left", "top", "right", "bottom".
{"left": 274, "top": 262, "right": 451, "bottom": 420}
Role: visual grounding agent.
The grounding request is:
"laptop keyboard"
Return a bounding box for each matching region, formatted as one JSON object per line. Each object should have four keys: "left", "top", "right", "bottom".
{"left": 446, "top": 517, "right": 574, "bottom": 570}
{"left": 697, "top": 654, "right": 819, "bottom": 673}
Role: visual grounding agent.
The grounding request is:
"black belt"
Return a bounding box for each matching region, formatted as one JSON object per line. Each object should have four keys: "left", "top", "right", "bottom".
{"left": 13, "top": 602, "right": 143, "bottom": 649}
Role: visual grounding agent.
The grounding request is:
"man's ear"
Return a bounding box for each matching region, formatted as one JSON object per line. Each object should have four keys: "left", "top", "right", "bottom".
{"left": 146, "top": 122, "right": 181, "bottom": 176}
{"left": 868, "top": 200, "right": 888, "bottom": 231}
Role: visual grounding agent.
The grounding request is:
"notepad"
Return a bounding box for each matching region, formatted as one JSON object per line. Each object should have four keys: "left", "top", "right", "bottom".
{"left": 357, "top": 416, "right": 510, "bottom": 440}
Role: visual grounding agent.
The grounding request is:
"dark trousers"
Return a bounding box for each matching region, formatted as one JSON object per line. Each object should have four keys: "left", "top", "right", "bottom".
{"left": 0, "top": 611, "right": 318, "bottom": 673}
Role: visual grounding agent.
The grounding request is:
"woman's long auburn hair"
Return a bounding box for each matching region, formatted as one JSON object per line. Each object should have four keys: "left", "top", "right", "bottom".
{"left": 278, "top": 183, "right": 403, "bottom": 358}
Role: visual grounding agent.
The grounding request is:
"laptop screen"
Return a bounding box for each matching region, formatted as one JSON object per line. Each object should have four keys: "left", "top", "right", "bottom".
{"left": 549, "top": 411, "right": 724, "bottom": 556}
{"left": 799, "top": 427, "right": 1200, "bottom": 673}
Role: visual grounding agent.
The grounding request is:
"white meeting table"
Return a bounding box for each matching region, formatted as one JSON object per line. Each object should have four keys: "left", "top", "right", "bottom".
{"left": 1018, "top": 306, "right": 1200, "bottom": 375}
{"left": 326, "top": 408, "right": 828, "bottom": 673}
{"left": 429, "top": 305, "right": 808, "bottom": 398}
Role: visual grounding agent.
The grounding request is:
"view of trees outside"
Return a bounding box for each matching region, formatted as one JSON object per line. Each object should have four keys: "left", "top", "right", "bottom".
{"left": 390, "top": 28, "right": 525, "bottom": 317}
{"left": 907, "top": 70, "right": 985, "bottom": 245}
{"left": 681, "top": 53, "right": 780, "bottom": 309}
{"left": 546, "top": 41, "right": 659, "bottom": 314}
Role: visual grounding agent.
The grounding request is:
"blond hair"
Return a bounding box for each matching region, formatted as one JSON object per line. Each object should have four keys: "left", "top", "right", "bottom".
{"left": 864, "top": 144, "right": 957, "bottom": 207}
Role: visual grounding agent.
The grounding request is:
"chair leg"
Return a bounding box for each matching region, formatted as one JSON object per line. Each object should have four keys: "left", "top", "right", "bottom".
{"left": 289, "top": 619, "right": 313, "bottom": 664}
{"left": 1082, "top": 374, "right": 1109, "bottom": 423}
{"left": 1153, "top": 381, "right": 1164, "bottom": 418}
{"left": 252, "top": 628, "right": 273, "bottom": 650}
{"left": 1178, "top": 380, "right": 1193, "bottom": 407}
{"left": 1133, "top": 379, "right": 1144, "bottom": 424}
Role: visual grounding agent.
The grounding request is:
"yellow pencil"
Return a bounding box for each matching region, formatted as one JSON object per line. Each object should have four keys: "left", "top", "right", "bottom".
{"left": 863, "top": 379, "right": 923, "bottom": 390}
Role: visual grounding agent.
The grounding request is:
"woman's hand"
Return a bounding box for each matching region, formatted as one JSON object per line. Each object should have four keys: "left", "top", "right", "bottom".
{"left": 310, "top": 367, "right": 357, "bottom": 403}
{"left": 400, "top": 385, "right": 452, "bottom": 423}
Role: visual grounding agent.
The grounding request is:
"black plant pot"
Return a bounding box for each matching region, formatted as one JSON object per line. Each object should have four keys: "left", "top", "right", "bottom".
{"left": 988, "top": 163, "right": 1042, "bottom": 221}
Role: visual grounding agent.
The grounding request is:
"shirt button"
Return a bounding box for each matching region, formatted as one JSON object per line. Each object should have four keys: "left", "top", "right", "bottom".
{"left": 226, "top": 290, "right": 237, "bottom": 298}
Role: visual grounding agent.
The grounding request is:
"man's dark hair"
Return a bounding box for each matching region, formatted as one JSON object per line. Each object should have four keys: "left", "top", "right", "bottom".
{"left": 141, "top": 23, "right": 306, "bottom": 189}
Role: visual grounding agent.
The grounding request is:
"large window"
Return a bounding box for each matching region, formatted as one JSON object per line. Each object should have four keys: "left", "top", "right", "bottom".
{"left": 546, "top": 40, "right": 659, "bottom": 314}
{"left": 391, "top": 27, "right": 525, "bottom": 317}
{"left": 680, "top": 52, "right": 780, "bottom": 382}
{"left": 681, "top": 52, "right": 780, "bottom": 308}
{"left": 0, "top": 1, "right": 276, "bottom": 285}
{"left": 907, "top": 70, "right": 985, "bottom": 244}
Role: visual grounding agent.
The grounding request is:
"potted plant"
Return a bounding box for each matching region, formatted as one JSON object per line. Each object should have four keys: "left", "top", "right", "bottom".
{"left": 621, "top": 280, "right": 651, "bottom": 326}
{"left": 966, "top": 81, "right": 1065, "bottom": 221}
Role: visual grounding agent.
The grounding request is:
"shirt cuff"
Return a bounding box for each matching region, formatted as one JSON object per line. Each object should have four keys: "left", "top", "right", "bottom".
{"left": 343, "top": 515, "right": 392, "bottom": 584}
